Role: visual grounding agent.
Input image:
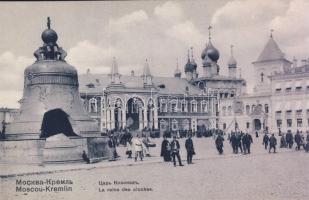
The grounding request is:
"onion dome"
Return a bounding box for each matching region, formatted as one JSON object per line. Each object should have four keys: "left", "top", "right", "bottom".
{"left": 185, "top": 61, "right": 194, "bottom": 72}
{"left": 184, "top": 49, "right": 194, "bottom": 72}
{"left": 201, "top": 41, "right": 220, "bottom": 62}
{"left": 190, "top": 47, "right": 197, "bottom": 70}
{"left": 228, "top": 45, "right": 237, "bottom": 68}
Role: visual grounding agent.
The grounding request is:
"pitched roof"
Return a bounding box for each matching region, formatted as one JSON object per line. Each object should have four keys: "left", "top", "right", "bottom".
{"left": 256, "top": 37, "right": 285, "bottom": 62}
{"left": 78, "top": 74, "right": 202, "bottom": 95}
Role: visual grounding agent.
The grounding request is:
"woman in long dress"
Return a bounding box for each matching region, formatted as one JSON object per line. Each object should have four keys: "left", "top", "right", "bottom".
{"left": 160, "top": 135, "right": 171, "bottom": 162}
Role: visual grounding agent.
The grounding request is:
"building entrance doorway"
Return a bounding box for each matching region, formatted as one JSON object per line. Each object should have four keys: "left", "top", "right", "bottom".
{"left": 126, "top": 98, "right": 143, "bottom": 131}
{"left": 253, "top": 119, "right": 262, "bottom": 131}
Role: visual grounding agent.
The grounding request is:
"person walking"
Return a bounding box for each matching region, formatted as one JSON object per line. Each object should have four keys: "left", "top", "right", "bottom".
{"left": 160, "top": 135, "right": 171, "bottom": 162}
{"left": 170, "top": 136, "right": 184, "bottom": 167}
{"left": 294, "top": 131, "right": 303, "bottom": 151}
{"left": 269, "top": 134, "right": 277, "bottom": 153}
{"left": 215, "top": 134, "right": 225, "bottom": 155}
{"left": 263, "top": 133, "right": 269, "bottom": 150}
{"left": 185, "top": 134, "right": 195, "bottom": 164}
{"left": 108, "top": 134, "right": 118, "bottom": 161}
{"left": 125, "top": 138, "right": 133, "bottom": 158}
{"left": 286, "top": 131, "right": 293, "bottom": 149}
{"left": 236, "top": 132, "right": 243, "bottom": 154}
{"left": 280, "top": 134, "right": 287, "bottom": 148}
{"left": 244, "top": 132, "right": 253, "bottom": 154}
{"left": 230, "top": 132, "right": 238, "bottom": 154}
{"left": 241, "top": 133, "right": 247, "bottom": 154}
{"left": 132, "top": 134, "right": 144, "bottom": 162}
{"left": 305, "top": 131, "right": 309, "bottom": 152}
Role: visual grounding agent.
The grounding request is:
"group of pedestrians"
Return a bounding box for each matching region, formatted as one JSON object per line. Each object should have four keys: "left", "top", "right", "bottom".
{"left": 262, "top": 133, "right": 278, "bottom": 153}
{"left": 228, "top": 131, "right": 253, "bottom": 155}
{"left": 160, "top": 135, "right": 195, "bottom": 167}
{"left": 279, "top": 130, "right": 309, "bottom": 152}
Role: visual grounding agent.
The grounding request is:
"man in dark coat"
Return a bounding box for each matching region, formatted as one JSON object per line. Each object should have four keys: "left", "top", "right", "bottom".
{"left": 263, "top": 133, "right": 269, "bottom": 150}
{"left": 160, "top": 135, "right": 171, "bottom": 162}
{"left": 236, "top": 132, "right": 243, "bottom": 153}
{"left": 185, "top": 134, "right": 195, "bottom": 164}
{"left": 241, "top": 133, "right": 247, "bottom": 154}
{"left": 280, "top": 134, "right": 287, "bottom": 148}
{"left": 215, "top": 134, "right": 224, "bottom": 154}
{"left": 243, "top": 133, "right": 253, "bottom": 154}
{"left": 230, "top": 132, "right": 238, "bottom": 154}
{"left": 269, "top": 134, "right": 277, "bottom": 153}
{"left": 286, "top": 131, "right": 293, "bottom": 148}
{"left": 108, "top": 134, "right": 118, "bottom": 161}
{"left": 294, "top": 131, "right": 303, "bottom": 150}
{"left": 170, "top": 136, "right": 184, "bottom": 167}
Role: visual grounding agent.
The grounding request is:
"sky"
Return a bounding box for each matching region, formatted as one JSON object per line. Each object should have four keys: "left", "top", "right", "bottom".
{"left": 1, "top": 0, "right": 309, "bottom": 108}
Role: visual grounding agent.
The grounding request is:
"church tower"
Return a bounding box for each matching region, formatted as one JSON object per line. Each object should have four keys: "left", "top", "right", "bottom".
{"left": 252, "top": 30, "right": 292, "bottom": 94}
{"left": 110, "top": 57, "right": 121, "bottom": 84}
{"left": 143, "top": 59, "right": 153, "bottom": 87}
{"left": 107, "top": 57, "right": 124, "bottom": 89}
{"left": 228, "top": 45, "right": 237, "bottom": 78}
{"left": 201, "top": 26, "right": 220, "bottom": 77}
{"left": 174, "top": 59, "right": 182, "bottom": 78}
{"left": 185, "top": 49, "right": 194, "bottom": 81}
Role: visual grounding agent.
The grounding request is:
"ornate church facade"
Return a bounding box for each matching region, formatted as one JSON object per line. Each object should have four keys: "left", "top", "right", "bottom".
{"left": 79, "top": 30, "right": 245, "bottom": 133}
{"left": 80, "top": 30, "right": 309, "bottom": 134}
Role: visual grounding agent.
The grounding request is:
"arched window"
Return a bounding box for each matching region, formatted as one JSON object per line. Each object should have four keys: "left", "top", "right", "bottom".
{"left": 160, "top": 99, "right": 167, "bottom": 113}
{"left": 191, "top": 100, "right": 197, "bottom": 113}
{"left": 172, "top": 119, "right": 178, "bottom": 130}
{"left": 201, "top": 100, "right": 208, "bottom": 113}
{"left": 252, "top": 105, "right": 256, "bottom": 113}
{"left": 265, "top": 104, "right": 269, "bottom": 113}
{"left": 261, "top": 72, "right": 264, "bottom": 82}
{"left": 222, "top": 106, "right": 226, "bottom": 116}
{"left": 89, "top": 98, "right": 98, "bottom": 113}
{"left": 160, "top": 119, "right": 167, "bottom": 131}
{"left": 246, "top": 105, "right": 250, "bottom": 115}
{"left": 170, "top": 99, "right": 178, "bottom": 112}
{"left": 181, "top": 100, "right": 187, "bottom": 112}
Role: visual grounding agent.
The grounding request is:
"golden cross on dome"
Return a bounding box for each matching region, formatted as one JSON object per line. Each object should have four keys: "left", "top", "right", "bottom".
{"left": 47, "top": 17, "right": 51, "bottom": 29}
{"left": 208, "top": 25, "right": 212, "bottom": 41}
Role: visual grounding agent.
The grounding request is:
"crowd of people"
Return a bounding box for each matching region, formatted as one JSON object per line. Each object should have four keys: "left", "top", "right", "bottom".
{"left": 278, "top": 130, "right": 309, "bottom": 152}
{"left": 82, "top": 128, "right": 309, "bottom": 165}
{"left": 228, "top": 131, "right": 253, "bottom": 154}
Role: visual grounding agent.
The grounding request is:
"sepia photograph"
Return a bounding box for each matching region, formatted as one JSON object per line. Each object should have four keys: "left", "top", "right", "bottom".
{"left": 0, "top": 0, "right": 308, "bottom": 199}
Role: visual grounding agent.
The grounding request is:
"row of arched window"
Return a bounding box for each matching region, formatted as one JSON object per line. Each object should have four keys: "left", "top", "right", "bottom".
{"left": 221, "top": 104, "right": 269, "bottom": 116}
{"left": 159, "top": 99, "right": 209, "bottom": 113}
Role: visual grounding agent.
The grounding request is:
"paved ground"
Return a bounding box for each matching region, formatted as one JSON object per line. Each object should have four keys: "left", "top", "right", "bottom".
{"left": 1, "top": 136, "right": 308, "bottom": 200}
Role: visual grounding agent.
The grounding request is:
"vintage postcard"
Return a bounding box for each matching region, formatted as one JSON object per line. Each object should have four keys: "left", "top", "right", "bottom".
{"left": 0, "top": 1, "right": 308, "bottom": 200}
